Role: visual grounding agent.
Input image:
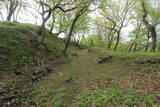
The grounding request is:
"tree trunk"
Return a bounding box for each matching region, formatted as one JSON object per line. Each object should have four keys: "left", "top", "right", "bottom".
{"left": 133, "top": 34, "right": 139, "bottom": 52}
{"left": 7, "top": 1, "right": 18, "bottom": 21}
{"left": 107, "top": 31, "right": 114, "bottom": 50}
{"left": 62, "top": 15, "right": 80, "bottom": 56}
{"left": 49, "top": 13, "right": 55, "bottom": 34}
{"left": 133, "top": 43, "right": 137, "bottom": 52}
{"left": 114, "top": 32, "right": 120, "bottom": 51}
{"left": 128, "top": 42, "right": 134, "bottom": 53}
{"left": 38, "top": 10, "right": 52, "bottom": 35}
{"left": 141, "top": 1, "right": 157, "bottom": 52}
{"left": 39, "top": 20, "right": 46, "bottom": 35}
{"left": 7, "top": 6, "right": 14, "bottom": 21}
{"left": 158, "top": 45, "right": 160, "bottom": 51}
{"left": 0, "top": 11, "right": 4, "bottom": 21}
{"left": 150, "top": 28, "right": 157, "bottom": 52}
{"left": 145, "top": 32, "right": 150, "bottom": 52}
{"left": 62, "top": 6, "right": 88, "bottom": 56}
{"left": 15, "top": 4, "right": 22, "bottom": 21}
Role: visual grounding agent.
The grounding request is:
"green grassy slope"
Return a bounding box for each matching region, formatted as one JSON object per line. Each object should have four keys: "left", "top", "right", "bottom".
{"left": 0, "top": 21, "right": 68, "bottom": 106}
{"left": 0, "top": 21, "right": 64, "bottom": 71}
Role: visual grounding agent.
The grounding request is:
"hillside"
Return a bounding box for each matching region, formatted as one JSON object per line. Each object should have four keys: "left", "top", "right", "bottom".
{"left": 0, "top": 22, "right": 68, "bottom": 106}
{"left": 0, "top": 22, "right": 160, "bottom": 107}
{"left": 0, "top": 21, "right": 66, "bottom": 70}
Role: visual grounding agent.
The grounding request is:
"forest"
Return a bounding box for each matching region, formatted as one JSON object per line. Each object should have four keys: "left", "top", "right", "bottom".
{"left": 0, "top": 0, "right": 160, "bottom": 106}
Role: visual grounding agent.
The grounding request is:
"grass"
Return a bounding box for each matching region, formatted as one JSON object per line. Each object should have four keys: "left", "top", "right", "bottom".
{"left": 74, "top": 87, "right": 158, "bottom": 106}
{"left": 93, "top": 46, "right": 160, "bottom": 57}
{"left": 1, "top": 21, "right": 160, "bottom": 106}
{"left": 0, "top": 21, "right": 65, "bottom": 71}
{"left": 32, "top": 49, "right": 160, "bottom": 107}
{"left": 0, "top": 21, "right": 67, "bottom": 106}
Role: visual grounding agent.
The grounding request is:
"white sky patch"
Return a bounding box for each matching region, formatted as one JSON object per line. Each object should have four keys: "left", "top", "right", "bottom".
{"left": 122, "top": 24, "right": 134, "bottom": 41}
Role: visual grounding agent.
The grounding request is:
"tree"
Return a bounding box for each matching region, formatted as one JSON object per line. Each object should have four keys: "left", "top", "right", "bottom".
{"left": 36, "top": 0, "right": 77, "bottom": 36}
{"left": 6, "top": 0, "right": 19, "bottom": 21}
{"left": 36, "top": 0, "right": 57, "bottom": 35}
{"left": 0, "top": 0, "right": 25, "bottom": 21}
{"left": 0, "top": 1, "right": 4, "bottom": 21}
{"left": 140, "top": 0, "right": 158, "bottom": 52}
{"left": 98, "top": 0, "right": 135, "bottom": 51}
{"left": 62, "top": 0, "right": 91, "bottom": 56}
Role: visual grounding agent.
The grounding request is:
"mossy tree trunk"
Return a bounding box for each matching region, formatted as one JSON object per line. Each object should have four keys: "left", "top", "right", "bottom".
{"left": 145, "top": 32, "right": 150, "bottom": 52}
{"left": 141, "top": 1, "right": 157, "bottom": 52}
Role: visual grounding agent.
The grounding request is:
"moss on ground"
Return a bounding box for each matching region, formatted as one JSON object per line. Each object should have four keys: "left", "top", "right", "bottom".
{"left": 32, "top": 50, "right": 160, "bottom": 107}
{"left": 0, "top": 22, "right": 160, "bottom": 106}
{"left": 0, "top": 21, "right": 67, "bottom": 106}
{"left": 0, "top": 21, "right": 65, "bottom": 71}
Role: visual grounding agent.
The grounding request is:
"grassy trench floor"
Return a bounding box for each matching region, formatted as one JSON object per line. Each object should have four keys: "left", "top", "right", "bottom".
{"left": 32, "top": 50, "right": 160, "bottom": 107}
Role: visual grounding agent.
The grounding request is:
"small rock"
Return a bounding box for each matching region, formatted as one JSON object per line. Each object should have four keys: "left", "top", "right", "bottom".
{"left": 59, "top": 72, "right": 63, "bottom": 77}
{"left": 98, "top": 55, "right": 112, "bottom": 63}
{"left": 64, "top": 77, "right": 73, "bottom": 83}
{"left": 71, "top": 53, "right": 78, "bottom": 57}
{"left": 90, "top": 102, "right": 96, "bottom": 107}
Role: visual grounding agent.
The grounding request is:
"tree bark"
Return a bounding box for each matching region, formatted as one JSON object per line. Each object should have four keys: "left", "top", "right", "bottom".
{"left": 49, "top": 13, "right": 55, "bottom": 34}
{"left": 7, "top": 1, "right": 18, "bottom": 21}
{"left": 38, "top": 10, "right": 52, "bottom": 35}
{"left": 141, "top": 1, "right": 157, "bottom": 52}
{"left": 150, "top": 28, "right": 157, "bottom": 52}
{"left": 15, "top": 4, "right": 22, "bottom": 21}
{"left": 133, "top": 43, "right": 137, "bottom": 52}
{"left": 108, "top": 34, "right": 114, "bottom": 49}
{"left": 114, "top": 31, "right": 120, "bottom": 51}
{"left": 128, "top": 42, "right": 134, "bottom": 53}
{"left": 145, "top": 32, "right": 150, "bottom": 52}
{"left": 107, "top": 31, "right": 114, "bottom": 49}
{"left": 133, "top": 34, "right": 139, "bottom": 52}
{"left": 0, "top": 11, "right": 4, "bottom": 21}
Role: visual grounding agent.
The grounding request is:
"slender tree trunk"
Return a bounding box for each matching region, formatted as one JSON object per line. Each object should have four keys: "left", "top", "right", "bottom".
{"left": 49, "top": 13, "right": 55, "bottom": 34}
{"left": 125, "top": 43, "right": 131, "bottom": 52}
{"left": 114, "top": 32, "right": 120, "bottom": 51}
{"left": 128, "top": 42, "right": 134, "bottom": 53}
{"left": 133, "top": 33, "right": 139, "bottom": 52}
{"left": 7, "top": 1, "right": 18, "bottom": 21}
{"left": 62, "top": 14, "right": 80, "bottom": 56}
{"left": 38, "top": 11, "right": 52, "bottom": 35}
{"left": 7, "top": 6, "right": 14, "bottom": 21}
{"left": 133, "top": 43, "right": 137, "bottom": 52}
{"left": 0, "top": 11, "right": 4, "bottom": 21}
{"left": 107, "top": 30, "right": 113, "bottom": 49}
{"left": 108, "top": 33, "right": 114, "bottom": 49}
{"left": 145, "top": 32, "right": 150, "bottom": 52}
{"left": 13, "top": 11, "right": 15, "bottom": 21}
{"left": 107, "top": 31, "right": 111, "bottom": 41}
{"left": 150, "top": 28, "right": 157, "bottom": 52}
{"left": 62, "top": 8, "right": 87, "bottom": 56}
{"left": 39, "top": 20, "right": 46, "bottom": 35}
{"left": 15, "top": 5, "right": 22, "bottom": 21}
{"left": 158, "top": 45, "right": 160, "bottom": 51}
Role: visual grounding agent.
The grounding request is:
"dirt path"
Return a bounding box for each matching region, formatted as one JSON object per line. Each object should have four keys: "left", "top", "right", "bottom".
{"left": 33, "top": 50, "right": 160, "bottom": 106}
